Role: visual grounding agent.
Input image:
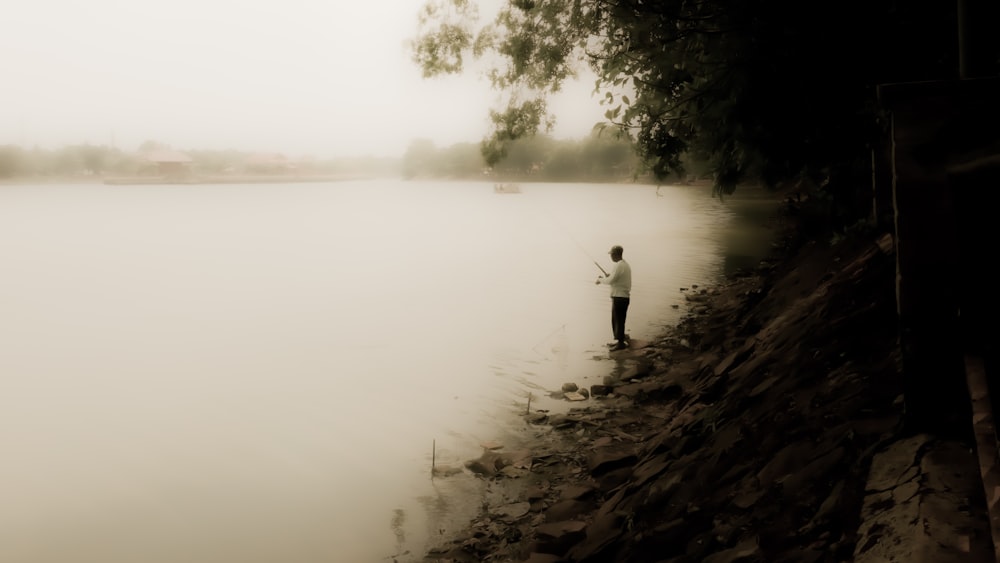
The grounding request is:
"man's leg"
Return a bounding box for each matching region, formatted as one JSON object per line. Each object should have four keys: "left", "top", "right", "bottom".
{"left": 612, "top": 297, "right": 630, "bottom": 344}
{"left": 609, "top": 300, "right": 619, "bottom": 346}
{"left": 620, "top": 298, "right": 630, "bottom": 342}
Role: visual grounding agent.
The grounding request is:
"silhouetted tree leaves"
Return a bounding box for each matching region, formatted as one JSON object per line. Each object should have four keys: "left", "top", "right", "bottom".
{"left": 411, "top": 0, "right": 959, "bottom": 223}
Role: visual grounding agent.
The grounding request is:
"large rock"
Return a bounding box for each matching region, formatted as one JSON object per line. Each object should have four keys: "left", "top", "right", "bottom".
{"left": 558, "top": 483, "right": 596, "bottom": 501}
{"left": 535, "top": 520, "right": 587, "bottom": 555}
{"left": 854, "top": 437, "right": 993, "bottom": 562}
{"left": 587, "top": 445, "right": 638, "bottom": 476}
{"left": 495, "top": 501, "right": 531, "bottom": 522}
{"left": 522, "top": 554, "right": 565, "bottom": 563}
{"left": 544, "top": 499, "right": 594, "bottom": 522}
{"left": 465, "top": 451, "right": 505, "bottom": 477}
{"left": 614, "top": 380, "right": 683, "bottom": 401}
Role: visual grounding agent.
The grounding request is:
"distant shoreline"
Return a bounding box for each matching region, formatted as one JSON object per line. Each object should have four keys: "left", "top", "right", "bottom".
{"left": 102, "top": 174, "right": 366, "bottom": 185}
{"left": 0, "top": 174, "right": 369, "bottom": 186}
{"left": 1, "top": 175, "right": 716, "bottom": 187}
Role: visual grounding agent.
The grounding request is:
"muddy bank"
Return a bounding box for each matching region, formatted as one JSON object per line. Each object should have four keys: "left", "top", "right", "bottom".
{"left": 421, "top": 217, "right": 992, "bottom": 562}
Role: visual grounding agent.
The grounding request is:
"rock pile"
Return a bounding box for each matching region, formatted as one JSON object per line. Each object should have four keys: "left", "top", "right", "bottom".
{"left": 424, "top": 228, "right": 992, "bottom": 562}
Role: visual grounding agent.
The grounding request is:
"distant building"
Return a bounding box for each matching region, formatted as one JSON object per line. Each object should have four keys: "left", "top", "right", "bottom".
{"left": 139, "top": 149, "right": 193, "bottom": 177}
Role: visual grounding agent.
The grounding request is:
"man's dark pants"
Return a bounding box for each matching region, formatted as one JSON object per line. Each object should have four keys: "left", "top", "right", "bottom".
{"left": 611, "top": 297, "right": 630, "bottom": 343}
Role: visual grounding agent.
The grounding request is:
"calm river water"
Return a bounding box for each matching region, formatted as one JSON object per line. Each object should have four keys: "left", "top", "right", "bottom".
{"left": 0, "top": 179, "right": 778, "bottom": 562}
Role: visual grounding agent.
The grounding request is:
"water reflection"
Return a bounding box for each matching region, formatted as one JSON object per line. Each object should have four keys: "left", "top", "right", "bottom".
{"left": 390, "top": 508, "right": 407, "bottom": 557}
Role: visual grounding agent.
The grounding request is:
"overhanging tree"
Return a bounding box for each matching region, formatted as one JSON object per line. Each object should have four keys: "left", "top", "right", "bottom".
{"left": 412, "top": 0, "right": 957, "bottom": 222}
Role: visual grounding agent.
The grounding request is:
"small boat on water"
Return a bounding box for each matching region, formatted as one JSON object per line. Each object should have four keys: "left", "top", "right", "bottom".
{"left": 494, "top": 183, "right": 521, "bottom": 194}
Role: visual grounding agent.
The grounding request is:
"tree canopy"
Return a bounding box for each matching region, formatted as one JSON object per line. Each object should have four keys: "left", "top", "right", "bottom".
{"left": 412, "top": 0, "right": 959, "bottom": 219}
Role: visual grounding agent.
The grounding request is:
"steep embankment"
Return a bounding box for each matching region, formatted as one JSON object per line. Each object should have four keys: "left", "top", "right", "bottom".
{"left": 424, "top": 217, "right": 991, "bottom": 562}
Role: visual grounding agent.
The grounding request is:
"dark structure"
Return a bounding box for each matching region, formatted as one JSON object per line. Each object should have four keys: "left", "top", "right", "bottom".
{"left": 875, "top": 0, "right": 999, "bottom": 550}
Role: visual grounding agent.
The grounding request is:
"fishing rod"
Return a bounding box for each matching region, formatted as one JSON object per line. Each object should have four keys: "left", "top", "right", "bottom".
{"left": 561, "top": 223, "right": 610, "bottom": 277}
{"left": 593, "top": 260, "right": 610, "bottom": 277}
{"left": 564, "top": 228, "right": 610, "bottom": 277}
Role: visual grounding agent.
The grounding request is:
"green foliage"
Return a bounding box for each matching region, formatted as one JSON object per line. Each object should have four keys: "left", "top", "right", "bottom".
{"left": 412, "top": 0, "right": 479, "bottom": 77}
{"left": 403, "top": 139, "right": 484, "bottom": 178}
{"left": 403, "top": 131, "right": 640, "bottom": 181}
{"left": 482, "top": 98, "right": 554, "bottom": 166}
{"left": 411, "top": 0, "right": 960, "bottom": 225}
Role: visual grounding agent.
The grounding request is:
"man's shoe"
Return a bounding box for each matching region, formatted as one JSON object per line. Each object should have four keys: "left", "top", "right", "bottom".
{"left": 610, "top": 342, "right": 628, "bottom": 351}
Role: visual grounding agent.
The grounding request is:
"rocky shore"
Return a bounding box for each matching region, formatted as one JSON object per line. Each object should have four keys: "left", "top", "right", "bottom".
{"left": 421, "top": 213, "right": 994, "bottom": 562}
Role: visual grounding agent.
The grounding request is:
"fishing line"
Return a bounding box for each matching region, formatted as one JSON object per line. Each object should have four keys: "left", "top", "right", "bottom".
{"left": 528, "top": 196, "right": 610, "bottom": 277}
{"left": 531, "top": 324, "right": 566, "bottom": 355}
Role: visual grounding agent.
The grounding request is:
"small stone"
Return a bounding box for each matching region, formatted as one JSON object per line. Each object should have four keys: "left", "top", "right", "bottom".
{"left": 731, "top": 489, "right": 765, "bottom": 509}
{"left": 591, "top": 384, "right": 614, "bottom": 396}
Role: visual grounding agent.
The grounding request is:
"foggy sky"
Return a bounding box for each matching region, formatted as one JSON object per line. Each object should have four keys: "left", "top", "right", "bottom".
{"left": 0, "top": 0, "right": 605, "bottom": 158}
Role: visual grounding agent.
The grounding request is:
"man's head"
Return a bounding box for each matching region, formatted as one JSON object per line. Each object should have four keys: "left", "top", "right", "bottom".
{"left": 609, "top": 245, "right": 623, "bottom": 261}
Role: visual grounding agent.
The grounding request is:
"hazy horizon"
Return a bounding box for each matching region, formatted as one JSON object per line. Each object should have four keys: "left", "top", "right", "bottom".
{"left": 1, "top": 0, "right": 607, "bottom": 160}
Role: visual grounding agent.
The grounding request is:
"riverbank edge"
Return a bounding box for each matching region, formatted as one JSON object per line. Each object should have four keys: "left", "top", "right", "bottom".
{"left": 101, "top": 174, "right": 365, "bottom": 185}
{"left": 419, "top": 210, "right": 994, "bottom": 562}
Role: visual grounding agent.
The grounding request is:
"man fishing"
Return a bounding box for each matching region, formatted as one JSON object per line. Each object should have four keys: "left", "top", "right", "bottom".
{"left": 595, "top": 245, "right": 632, "bottom": 351}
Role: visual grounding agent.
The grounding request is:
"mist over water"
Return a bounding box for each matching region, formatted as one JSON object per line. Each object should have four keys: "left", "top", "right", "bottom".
{"left": 0, "top": 180, "right": 777, "bottom": 562}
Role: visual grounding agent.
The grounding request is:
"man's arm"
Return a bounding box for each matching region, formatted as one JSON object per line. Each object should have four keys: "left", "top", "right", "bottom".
{"left": 596, "top": 262, "right": 622, "bottom": 285}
